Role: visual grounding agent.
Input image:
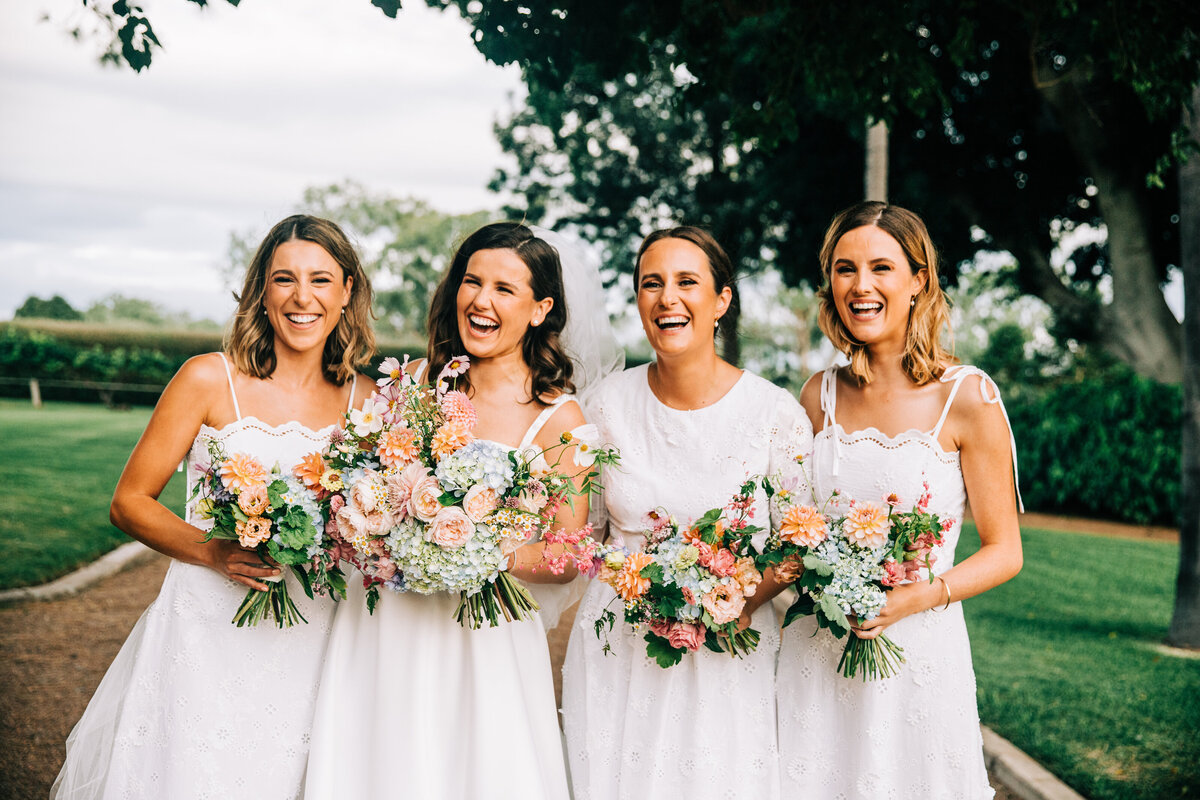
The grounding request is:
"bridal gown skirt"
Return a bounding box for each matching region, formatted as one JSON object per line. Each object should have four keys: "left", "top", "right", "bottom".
{"left": 304, "top": 578, "right": 570, "bottom": 799}
{"left": 561, "top": 581, "right": 782, "bottom": 800}
{"left": 52, "top": 560, "right": 335, "bottom": 800}
{"left": 777, "top": 604, "right": 993, "bottom": 800}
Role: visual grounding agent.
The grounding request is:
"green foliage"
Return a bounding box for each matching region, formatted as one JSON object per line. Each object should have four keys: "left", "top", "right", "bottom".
{"left": 14, "top": 294, "right": 83, "bottom": 321}
{"left": 1008, "top": 368, "right": 1182, "bottom": 525}
{"left": 643, "top": 631, "right": 684, "bottom": 668}
{"left": 0, "top": 400, "right": 187, "bottom": 589}
{"left": 962, "top": 525, "right": 1199, "bottom": 800}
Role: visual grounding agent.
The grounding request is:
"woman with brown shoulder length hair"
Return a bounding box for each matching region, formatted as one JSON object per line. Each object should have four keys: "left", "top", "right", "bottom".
{"left": 760, "top": 201, "right": 1023, "bottom": 799}
{"left": 53, "top": 214, "right": 376, "bottom": 800}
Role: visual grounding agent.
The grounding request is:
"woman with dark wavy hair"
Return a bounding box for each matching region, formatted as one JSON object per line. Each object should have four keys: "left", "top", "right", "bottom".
{"left": 305, "top": 222, "right": 589, "bottom": 798}
{"left": 53, "top": 215, "right": 375, "bottom": 800}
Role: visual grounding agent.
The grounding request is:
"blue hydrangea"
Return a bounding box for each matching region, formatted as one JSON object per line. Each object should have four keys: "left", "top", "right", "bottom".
{"left": 435, "top": 440, "right": 515, "bottom": 496}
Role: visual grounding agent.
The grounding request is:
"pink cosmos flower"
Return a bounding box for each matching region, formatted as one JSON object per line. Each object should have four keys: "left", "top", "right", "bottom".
{"left": 377, "top": 356, "right": 404, "bottom": 386}
{"left": 438, "top": 355, "right": 470, "bottom": 380}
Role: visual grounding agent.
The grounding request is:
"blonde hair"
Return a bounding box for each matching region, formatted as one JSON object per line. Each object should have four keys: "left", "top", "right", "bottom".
{"left": 816, "top": 201, "right": 955, "bottom": 385}
{"left": 225, "top": 215, "right": 375, "bottom": 385}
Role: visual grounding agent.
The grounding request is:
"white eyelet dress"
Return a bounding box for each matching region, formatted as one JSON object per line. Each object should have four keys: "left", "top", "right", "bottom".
{"left": 561, "top": 364, "right": 814, "bottom": 800}
{"left": 52, "top": 354, "right": 352, "bottom": 800}
{"left": 776, "top": 364, "right": 1021, "bottom": 800}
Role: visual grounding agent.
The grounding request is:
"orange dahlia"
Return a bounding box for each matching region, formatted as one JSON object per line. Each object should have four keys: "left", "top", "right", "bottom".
{"left": 779, "top": 504, "right": 829, "bottom": 547}
{"left": 220, "top": 452, "right": 267, "bottom": 493}
{"left": 613, "top": 552, "right": 654, "bottom": 601}
{"left": 431, "top": 419, "right": 474, "bottom": 460}
{"left": 842, "top": 501, "right": 891, "bottom": 548}
{"left": 377, "top": 426, "right": 419, "bottom": 468}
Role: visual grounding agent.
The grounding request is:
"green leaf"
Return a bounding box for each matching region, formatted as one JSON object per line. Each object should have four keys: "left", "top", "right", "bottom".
{"left": 802, "top": 553, "right": 834, "bottom": 577}
{"left": 703, "top": 629, "right": 724, "bottom": 653}
{"left": 639, "top": 562, "right": 664, "bottom": 582}
{"left": 294, "top": 565, "right": 314, "bottom": 599}
{"left": 366, "top": 585, "right": 379, "bottom": 615}
{"left": 782, "top": 593, "right": 815, "bottom": 628}
{"left": 816, "top": 593, "right": 850, "bottom": 636}
{"left": 644, "top": 632, "right": 684, "bottom": 668}
{"left": 370, "top": 0, "right": 401, "bottom": 18}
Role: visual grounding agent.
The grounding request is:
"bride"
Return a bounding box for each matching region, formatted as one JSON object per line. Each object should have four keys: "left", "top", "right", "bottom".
{"left": 52, "top": 215, "right": 375, "bottom": 799}
{"left": 304, "top": 221, "right": 615, "bottom": 799}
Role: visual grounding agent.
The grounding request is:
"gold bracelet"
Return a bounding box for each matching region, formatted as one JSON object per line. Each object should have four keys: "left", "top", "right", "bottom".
{"left": 936, "top": 575, "right": 952, "bottom": 611}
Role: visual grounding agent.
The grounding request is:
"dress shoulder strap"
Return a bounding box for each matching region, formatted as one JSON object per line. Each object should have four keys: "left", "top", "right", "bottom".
{"left": 934, "top": 365, "right": 1024, "bottom": 512}
{"left": 346, "top": 374, "right": 357, "bottom": 412}
{"left": 519, "top": 394, "right": 577, "bottom": 450}
{"left": 217, "top": 352, "right": 242, "bottom": 421}
{"left": 413, "top": 359, "right": 430, "bottom": 383}
{"left": 819, "top": 366, "right": 839, "bottom": 431}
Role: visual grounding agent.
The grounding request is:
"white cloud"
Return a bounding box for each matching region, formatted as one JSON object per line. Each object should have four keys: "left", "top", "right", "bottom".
{"left": 0, "top": 0, "right": 524, "bottom": 320}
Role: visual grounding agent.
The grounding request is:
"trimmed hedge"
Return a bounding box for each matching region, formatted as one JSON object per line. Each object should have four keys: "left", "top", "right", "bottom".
{"left": 0, "top": 322, "right": 423, "bottom": 406}
{"left": 1008, "top": 369, "right": 1182, "bottom": 526}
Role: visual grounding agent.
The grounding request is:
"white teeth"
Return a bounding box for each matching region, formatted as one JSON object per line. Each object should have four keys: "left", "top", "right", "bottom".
{"left": 287, "top": 314, "right": 318, "bottom": 324}
{"left": 850, "top": 302, "right": 882, "bottom": 313}
{"left": 657, "top": 316, "right": 689, "bottom": 327}
{"left": 469, "top": 315, "right": 498, "bottom": 328}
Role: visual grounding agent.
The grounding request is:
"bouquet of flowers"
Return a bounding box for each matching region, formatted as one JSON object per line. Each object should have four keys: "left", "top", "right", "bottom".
{"left": 764, "top": 467, "right": 953, "bottom": 680}
{"left": 548, "top": 480, "right": 766, "bottom": 668}
{"left": 319, "top": 354, "right": 618, "bottom": 628}
{"left": 190, "top": 440, "right": 347, "bottom": 627}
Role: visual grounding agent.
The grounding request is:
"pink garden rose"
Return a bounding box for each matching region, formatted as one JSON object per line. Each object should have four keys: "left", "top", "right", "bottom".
{"left": 426, "top": 506, "right": 476, "bottom": 549}
{"left": 411, "top": 475, "right": 445, "bottom": 523}
{"left": 373, "top": 556, "right": 398, "bottom": 581}
{"left": 462, "top": 484, "right": 500, "bottom": 523}
{"left": 707, "top": 547, "right": 737, "bottom": 577}
{"left": 650, "top": 619, "right": 706, "bottom": 651}
{"left": 881, "top": 558, "right": 907, "bottom": 587}
{"left": 702, "top": 581, "right": 745, "bottom": 625}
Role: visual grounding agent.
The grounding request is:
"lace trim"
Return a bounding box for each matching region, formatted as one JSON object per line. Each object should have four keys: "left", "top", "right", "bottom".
{"left": 820, "top": 424, "right": 960, "bottom": 467}
{"left": 198, "top": 416, "right": 336, "bottom": 441}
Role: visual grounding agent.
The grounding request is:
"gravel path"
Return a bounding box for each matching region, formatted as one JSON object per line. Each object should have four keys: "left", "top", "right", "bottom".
{"left": 1, "top": 554, "right": 1016, "bottom": 800}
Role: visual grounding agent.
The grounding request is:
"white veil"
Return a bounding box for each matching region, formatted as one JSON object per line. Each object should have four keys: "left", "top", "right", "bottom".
{"left": 528, "top": 226, "right": 623, "bottom": 629}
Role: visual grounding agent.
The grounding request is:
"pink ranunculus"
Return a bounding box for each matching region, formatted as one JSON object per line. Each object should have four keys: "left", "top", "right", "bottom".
{"left": 426, "top": 506, "right": 476, "bottom": 549}
{"left": 708, "top": 547, "right": 737, "bottom": 577}
{"left": 680, "top": 585, "right": 697, "bottom": 606}
{"left": 373, "top": 556, "right": 398, "bottom": 581}
{"left": 881, "top": 558, "right": 907, "bottom": 587}
{"left": 462, "top": 484, "right": 500, "bottom": 523}
{"left": 651, "top": 619, "right": 705, "bottom": 651}
{"left": 329, "top": 493, "right": 346, "bottom": 515}
{"left": 702, "top": 581, "right": 745, "bottom": 625}
{"left": 411, "top": 475, "right": 445, "bottom": 523}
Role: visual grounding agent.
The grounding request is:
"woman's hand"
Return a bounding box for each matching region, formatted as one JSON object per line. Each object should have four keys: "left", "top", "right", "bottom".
{"left": 847, "top": 578, "right": 944, "bottom": 639}
{"left": 205, "top": 539, "right": 280, "bottom": 592}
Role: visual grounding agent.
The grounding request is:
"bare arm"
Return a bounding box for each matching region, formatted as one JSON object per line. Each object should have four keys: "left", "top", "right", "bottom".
{"left": 507, "top": 399, "right": 590, "bottom": 585}
{"left": 852, "top": 375, "right": 1022, "bottom": 639}
{"left": 109, "top": 354, "right": 280, "bottom": 590}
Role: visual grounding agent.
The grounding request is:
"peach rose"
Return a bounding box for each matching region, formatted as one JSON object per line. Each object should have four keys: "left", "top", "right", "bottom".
{"left": 220, "top": 453, "right": 266, "bottom": 494}
{"left": 462, "top": 484, "right": 499, "bottom": 523}
{"left": 235, "top": 516, "right": 272, "bottom": 548}
{"left": 426, "top": 506, "right": 475, "bottom": 549}
{"left": 236, "top": 482, "right": 270, "bottom": 516}
{"left": 411, "top": 475, "right": 445, "bottom": 523}
{"left": 779, "top": 504, "right": 829, "bottom": 547}
{"left": 702, "top": 581, "right": 745, "bottom": 625}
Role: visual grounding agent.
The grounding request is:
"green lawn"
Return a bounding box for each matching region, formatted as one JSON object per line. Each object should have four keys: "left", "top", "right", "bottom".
{"left": 962, "top": 524, "right": 1198, "bottom": 800}
{"left": 0, "top": 399, "right": 185, "bottom": 589}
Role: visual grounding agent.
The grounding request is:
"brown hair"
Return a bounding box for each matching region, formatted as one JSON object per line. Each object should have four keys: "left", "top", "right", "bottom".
{"left": 225, "top": 214, "right": 375, "bottom": 385}
{"left": 634, "top": 226, "right": 738, "bottom": 334}
{"left": 816, "top": 201, "right": 954, "bottom": 385}
{"left": 426, "top": 222, "right": 574, "bottom": 402}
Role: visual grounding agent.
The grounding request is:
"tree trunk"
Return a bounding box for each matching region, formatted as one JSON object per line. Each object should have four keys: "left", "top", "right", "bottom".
{"left": 865, "top": 119, "right": 888, "bottom": 202}
{"left": 1038, "top": 69, "right": 1183, "bottom": 382}
{"left": 1167, "top": 84, "right": 1200, "bottom": 648}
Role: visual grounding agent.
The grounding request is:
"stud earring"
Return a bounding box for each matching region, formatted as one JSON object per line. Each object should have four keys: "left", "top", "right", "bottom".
{"left": 910, "top": 297, "right": 916, "bottom": 308}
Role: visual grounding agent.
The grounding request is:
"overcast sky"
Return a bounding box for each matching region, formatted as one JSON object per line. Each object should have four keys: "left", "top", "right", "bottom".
{"left": 0, "top": 0, "right": 524, "bottom": 321}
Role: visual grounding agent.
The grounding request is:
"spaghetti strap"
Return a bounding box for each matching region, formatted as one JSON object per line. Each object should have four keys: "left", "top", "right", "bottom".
{"left": 346, "top": 375, "right": 357, "bottom": 412}
{"left": 519, "top": 395, "right": 576, "bottom": 450}
{"left": 936, "top": 365, "right": 1024, "bottom": 512}
{"left": 217, "top": 353, "right": 242, "bottom": 421}
{"left": 819, "top": 367, "right": 842, "bottom": 478}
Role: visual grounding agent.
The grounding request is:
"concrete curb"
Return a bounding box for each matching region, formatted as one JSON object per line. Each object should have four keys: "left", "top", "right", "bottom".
{"left": 0, "top": 541, "right": 156, "bottom": 605}
{"left": 983, "top": 725, "right": 1088, "bottom": 800}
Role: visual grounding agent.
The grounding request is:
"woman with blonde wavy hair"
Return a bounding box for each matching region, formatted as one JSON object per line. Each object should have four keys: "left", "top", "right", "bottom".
{"left": 759, "top": 201, "right": 1023, "bottom": 798}
{"left": 53, "top": 214, "right": 375, "bottom": 800}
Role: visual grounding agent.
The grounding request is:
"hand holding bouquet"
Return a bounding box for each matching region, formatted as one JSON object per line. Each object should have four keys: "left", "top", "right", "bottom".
{"left": 764, "top": 468, "right": 953, "bottom": 680}
{"left": 190, "top": 441, "right": 347, "bottom": 628}
{"left": 320, "top": 355, "right": 618, "bottom": 628}
{"left": 548, "top": 480, "right": 767, "bottom": 668}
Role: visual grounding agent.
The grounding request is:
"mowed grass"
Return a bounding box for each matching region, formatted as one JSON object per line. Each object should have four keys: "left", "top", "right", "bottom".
{"left": 0, "top": 399, "right": 185, "bottom": 589}
{"left": 961, "top": 524, "right": 1199, "bottom": 800}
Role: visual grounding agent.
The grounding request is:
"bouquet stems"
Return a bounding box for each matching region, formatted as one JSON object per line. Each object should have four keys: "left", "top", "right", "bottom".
{"left": 232, "top": 572, "right": 308, "bottom": 628}
{"left": 838, "top": 634, "right": 905, "bottom": 681}
{"left": 454, "top": 572, "right": 541, "bottom": 629}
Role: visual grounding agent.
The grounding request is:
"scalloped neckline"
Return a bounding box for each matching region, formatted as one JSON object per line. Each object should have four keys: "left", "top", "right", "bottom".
{"left": 820, "top": 422, "right": 959, "bottom": 459}
{"left": 198, "top": 415, "right": 338, "bottom": 438}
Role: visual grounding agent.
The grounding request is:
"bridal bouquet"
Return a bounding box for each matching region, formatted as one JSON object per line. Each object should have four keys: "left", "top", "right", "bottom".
{"left": 317, "top": 355, "right": 617, "bottom": 628}
{"left": 548, "top": 481, "right": 766, "bottom": 668}
{"left": 764, "top": 468, "right": 953, "bottom": 680}
{"left": 190, "top": 440, "right": 347, "bottom": 628}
